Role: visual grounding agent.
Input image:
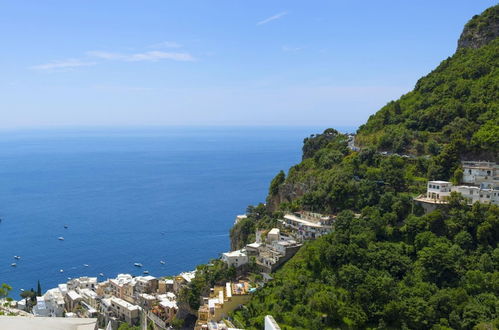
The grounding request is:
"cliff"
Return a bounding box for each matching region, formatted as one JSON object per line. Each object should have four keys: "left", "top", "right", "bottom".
{"left": 458, "top": 5, "right": 499, "bottom": 50}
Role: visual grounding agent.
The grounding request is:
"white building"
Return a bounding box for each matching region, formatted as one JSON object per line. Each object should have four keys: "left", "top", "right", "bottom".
{"left": 221, "top": 249, "right": 248, "bottom": 268}
{"left": 32, "top": 287, "right": 66, "bottom": 317}
{"left": 267, "top": 228, "right": 280, "bottom": 242}
{"left": 109, "top": 297, "right": 141, "bottom": 325}
{"left": 418, "top": 178, "right": 499, "bottom": 206}
{"left": 281, "top": 212, "right": 333, "bottom": 240}
{"left": 426, "top": 181, "right": 452, "bottom": 201}
{"left": 462, "top": 161, "right": 499, "bottom": 186}
{"left": 265, "top": 315, "right": 281, "bottom": 330}
{"left": 67, "top": 277, "right": 97, "bottom": 291}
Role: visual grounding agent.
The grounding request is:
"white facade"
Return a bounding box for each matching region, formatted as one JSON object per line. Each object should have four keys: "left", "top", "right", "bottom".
{"left": 423, "top": 180, "right": 499, "bottom": 205}
{"left": 67, "top": 277, "right": 97, "bottom": 291}
{"left": 221, "top": 249, "right": 248, "bottom": 268}
{"left": 282, "top": 212, "right": 333, "bottom": 240}
{"left": 462, "top": 161, "right": 499, "bottom": 186}
{"left": 426, "top": 181, "right": 452, "bottom": 201}
{"left": 32, "top": 288, "right": 65, "bottom": 317}
{"left": 265, "top": 315, "right": 281, "bottom": 330}
{"left": 109, "top": 297, "right": 141, "bottom": 324}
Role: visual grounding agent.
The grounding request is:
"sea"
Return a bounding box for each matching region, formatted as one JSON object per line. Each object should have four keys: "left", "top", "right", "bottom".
{"left": 0, "top": 126, "right": 354, "bottom": 297}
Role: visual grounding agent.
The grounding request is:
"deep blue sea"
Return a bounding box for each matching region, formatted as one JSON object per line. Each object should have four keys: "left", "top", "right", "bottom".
{"left": 0, "top": 126, "right": 353, "bottom": 297}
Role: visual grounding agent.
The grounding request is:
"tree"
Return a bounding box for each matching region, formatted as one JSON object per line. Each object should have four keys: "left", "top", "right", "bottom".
{"left": 37, "top": 280, "right": 42, "bottom": 297}
{"left": 0, "top": 284, "right": 12, "bottom": 299}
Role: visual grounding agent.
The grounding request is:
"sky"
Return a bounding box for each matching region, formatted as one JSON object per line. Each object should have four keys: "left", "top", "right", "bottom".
{"left": 0, "top": 0, "right": 496, "bottom": 129}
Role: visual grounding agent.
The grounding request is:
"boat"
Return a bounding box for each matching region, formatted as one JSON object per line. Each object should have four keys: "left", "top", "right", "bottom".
{"left": 58, "top": 237, "right": 64, "bottom": 241}
{"left": 160, "top": 261, "right": 166, "bottom": 265}
{"left": 67, "top": 277, "right": 71, "bottom": 280}
{"left": 143, "top": 270, "right": 149, "bottom": 274}
{"left": 11, "top": 263, "right": 16, "bottom": 267}
{"left": 20, "top": 289, "right": 24, "bottom": 292}
{"left": 60, "top": 269, "right": 64, "bottom": 273}
{"left": 64, "top": 225, "right": 68, "bottom": 229}
{"left": 99, "top": 273, "right": 104, "bottom": 277}
{"left": 134, "top": 263, "right": 143, "bottom": 267}
{"left": 14, "top": 256, "right": 20, "bottom": 260}
{"left": 83, "top": 264, "right": 89, "bottom": 267}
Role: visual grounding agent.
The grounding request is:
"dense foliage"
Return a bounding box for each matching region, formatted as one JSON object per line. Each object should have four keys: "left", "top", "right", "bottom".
{"left": 179, "top": 260, "right": 236, "bottom": 310}
{"left": 356, "top": 34, "right": 498, "bottom": 158}
{"left": 230, "top": 6, "right": 499, "bottom": 330}
{"left": 237, "top": 201, "right": 499, "bottom": 329}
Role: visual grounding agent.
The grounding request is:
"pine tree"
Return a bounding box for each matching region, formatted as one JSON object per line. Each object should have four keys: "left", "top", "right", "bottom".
{"left": 36, "top": 280, "right": 42, "bottom": 296}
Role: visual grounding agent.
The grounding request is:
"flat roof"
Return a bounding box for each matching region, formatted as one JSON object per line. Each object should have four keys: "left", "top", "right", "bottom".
{"left": 283, "top": 214, "right": 332, "bottom": 228}
{"left": 0, "top": 316, "right": 97, "bottom": 330}
{"left": 223, "top": 249, "right": 246, "bottom": 257}
{"left": 268, "top": 228, "right": 280, "bottom": 235}
{"left": 246, "top": 242, "right": 261, "bottom": 248}
{"left": 67, "top": 291, "right": 82, "bottom": 301}
{"left": 110, "top": 297, "right": 140, "bottom": 311}
{"left": 429, "top": 181, "right": 451, "bottom": 184}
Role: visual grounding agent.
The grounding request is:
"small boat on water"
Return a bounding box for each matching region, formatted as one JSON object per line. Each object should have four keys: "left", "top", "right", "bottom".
{"left": 60, "top": 269, "right": 64, "bottom": 273}
{"left": 143, "top": 270, "right": 149, "bottom": 274}
{"left": 58, "top": 237, "right": 64, "bottom": 241}
{"left": 20, "top": 289, "right": 24, "bottom": 292}
{"left": 99, "top": 273, "right": 104, "bottom": 277}
{"left": 64, "top": 225, "right": 68, "bottom": 229}
{"left": 11, "top": 263, "right": 16, "bottom": 267}
{"left": 160, "top": 261, "right": 166, "bottom": 265}
{"left": 83, "top": 264, "right": 89, "bottom": 267}
{"left": 134, "top": 263, "right": 143, "bottom": 267}
{"left": 67, "top": 277, "right": 71, "bottom": 280}
{"left": 14, "top": 256, "right": 20, "bottom": 260}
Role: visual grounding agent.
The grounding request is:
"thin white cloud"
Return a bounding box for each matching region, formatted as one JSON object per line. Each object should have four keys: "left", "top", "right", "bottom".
{"left": 257, "top": 11, "right": 288, "bottom": 25}
{"left": 149, "top": 41, "right": 183, "bottom": 49}
{"left": 31, "top": 59, "right": 96, "bottom": 71}
{"left": 282, "top": 45, "right": 302, "bottom": 52}
{"left": 87, "top": 50, "right": 195, "bottom": 62}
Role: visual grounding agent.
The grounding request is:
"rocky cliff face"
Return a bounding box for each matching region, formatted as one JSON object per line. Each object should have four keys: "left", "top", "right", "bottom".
{"left": 457, "top": 5, "right": 499, "bottom": 50}
{"left": 266, "top": 181, "right": 311, "bottom": 212}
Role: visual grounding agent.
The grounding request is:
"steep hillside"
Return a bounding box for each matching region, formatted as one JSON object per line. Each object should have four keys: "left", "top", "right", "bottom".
{"left": 356, "top": 5, "right": 498, "bottom": 160}
{"left": 230, "top": 5, "right": 499, "bottom": 330}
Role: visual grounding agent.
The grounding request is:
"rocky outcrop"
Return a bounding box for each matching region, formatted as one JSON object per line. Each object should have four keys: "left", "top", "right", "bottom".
{"left": 457, "top": 5, "right": 499, "bottom": 50}
{"left": 266, "top": 181, "right": 312, "bottom": 212}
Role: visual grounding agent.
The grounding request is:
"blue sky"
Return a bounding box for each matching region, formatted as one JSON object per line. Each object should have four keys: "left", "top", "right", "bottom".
{"left": 0, "top": 1, "right": 496, "bottom": 128}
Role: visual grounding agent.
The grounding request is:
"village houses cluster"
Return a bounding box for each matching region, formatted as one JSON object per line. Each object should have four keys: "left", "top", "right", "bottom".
{"left": 14, "top": 272, "right": 193, "bottom": 329}
{"left": 221, "top": 211, "right": 336, "bottom": 274}
{"left": 415, "top": 161, "right": 499, "bottom": 212}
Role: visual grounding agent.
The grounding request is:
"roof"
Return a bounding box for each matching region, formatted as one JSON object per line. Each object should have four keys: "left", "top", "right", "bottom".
{"left": 222, "top": 249, "right": 247, "bottom": 258}
{"left": 180, "top": 271, "right": 196, "bottom": 283}
{"left": 246, "top": 242, "right": 261, "bottom": 249}
{"left": 110, "top": 297, "right": 140, "bottom": 311}
{"left": 0, "top": 316, "right": 97, "bottom": 330}
{"left": 268, "top": 228, "right": 280, "bottom": 235}
{"left": 67, "top": 290, "right": 82, "bottom": 301}
{"left": 159, "top": 300, "right": 177, "bottom": 309}
{"left": 283, "top": 213, "right": 332, "bottom": 229}
{"left": 429, "top": 180, "right": 451, "bottom": 184}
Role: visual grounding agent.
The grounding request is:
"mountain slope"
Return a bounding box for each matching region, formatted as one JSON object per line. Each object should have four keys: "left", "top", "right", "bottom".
{"left": 356, "top": 4, "right": 498, "bottom": 159}
{"left": 231, "top": 5, "right": 499, "bottom": 330}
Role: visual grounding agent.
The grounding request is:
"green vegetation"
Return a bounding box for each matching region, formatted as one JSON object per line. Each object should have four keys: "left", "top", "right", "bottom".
{"left": 117, "top": 323, "right": 140, "bottom": 330}
{"left": 179, "top": 260, "right": 237, "bottom": 310}
{"left": 236, "top": 201, "right": 499, "bottom": 329}
{"left": 0, "top": 283, "right": 12, "bottom": 300}
{"left": 356, "top": 20, "right": 498, "bottom": 159}
{"left": 228, "top": 5, "right": 499, "bottom": 330}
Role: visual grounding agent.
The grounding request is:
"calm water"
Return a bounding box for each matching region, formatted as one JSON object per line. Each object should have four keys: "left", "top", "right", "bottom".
{"left": 0, "top": 126, "right": 352, "bottom": 297}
